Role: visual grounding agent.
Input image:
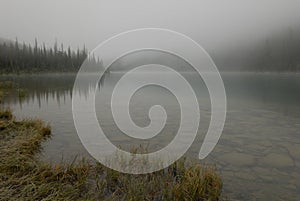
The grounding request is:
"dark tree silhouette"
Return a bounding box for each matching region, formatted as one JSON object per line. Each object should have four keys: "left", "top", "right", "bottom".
{"left": 0, "top": 38, "right": 103, "bottom": 73}
{"left": 0, "top": 29, "right": 300, "bottom": 73}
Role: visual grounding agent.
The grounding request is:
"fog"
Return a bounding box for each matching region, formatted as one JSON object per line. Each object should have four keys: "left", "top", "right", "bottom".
{"left": 1, "top": 0, "right": 300, "bottom": 52}
{"left": 1, "top": 0, "right": 300, "bottom": 71}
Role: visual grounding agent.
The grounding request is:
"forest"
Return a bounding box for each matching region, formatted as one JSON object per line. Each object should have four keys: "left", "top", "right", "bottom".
{"left": 213, "top": 28, "right": 300, "bottom": 72}
{"left": 0, "top": 28, "right": 299, "bottom": 73}
{"left": 0, "top": 38, "right": 103, "bottom": 74}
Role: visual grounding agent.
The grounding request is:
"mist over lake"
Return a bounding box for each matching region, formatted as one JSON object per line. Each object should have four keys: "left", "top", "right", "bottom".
{"left": 1, "top": 0, "right": 300, "bottom": 200}
{"left": 1, "top": 72, "right": 300, "bottom": 200}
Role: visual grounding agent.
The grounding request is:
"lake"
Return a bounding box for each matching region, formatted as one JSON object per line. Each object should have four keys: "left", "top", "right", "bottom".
{"left": 1, "top": 72, "right": 300, "bottom": 200}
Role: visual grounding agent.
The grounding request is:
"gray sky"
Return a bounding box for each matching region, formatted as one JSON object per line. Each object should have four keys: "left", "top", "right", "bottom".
{"left": 1, "top": 0, "right": 300, "bottom": 51}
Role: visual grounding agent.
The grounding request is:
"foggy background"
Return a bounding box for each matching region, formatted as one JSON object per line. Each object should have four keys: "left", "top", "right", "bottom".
{"left": 1, "top": 0, "right": 300, "bottom": 71}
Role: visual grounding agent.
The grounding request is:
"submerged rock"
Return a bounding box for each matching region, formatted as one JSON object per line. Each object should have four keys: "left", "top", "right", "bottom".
{"left": 221, "top": 152, "right": 256, "bottom": 167}
{"left": 259, "top": 153, "right": 294, "bottom": 168}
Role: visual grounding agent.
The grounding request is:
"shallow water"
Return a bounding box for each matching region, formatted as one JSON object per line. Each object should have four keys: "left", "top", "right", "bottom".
{"left": 1, "top": 72, "right": 300, "bottom": 200}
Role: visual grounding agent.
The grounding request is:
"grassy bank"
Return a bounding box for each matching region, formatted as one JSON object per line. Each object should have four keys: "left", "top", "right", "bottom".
{"left": 0, "top": 85, "right": 223, "bottom": 200}
{"left": 0, "top": 81, "right": 27, "bottom": 101}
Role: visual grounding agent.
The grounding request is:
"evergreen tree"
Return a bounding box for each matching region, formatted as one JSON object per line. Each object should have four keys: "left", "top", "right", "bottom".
{"left": 0, "top": 39, "right": 103, "bottom": 73}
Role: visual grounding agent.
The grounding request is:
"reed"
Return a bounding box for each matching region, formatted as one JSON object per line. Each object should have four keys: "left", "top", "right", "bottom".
{"left": 0, "top": 84, "right": 223, "bottom": 200}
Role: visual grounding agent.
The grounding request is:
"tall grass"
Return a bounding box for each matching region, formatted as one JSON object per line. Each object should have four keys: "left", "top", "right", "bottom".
{"left": 0, "top": 83, "right": 223, "bottom": 200}
{"left": 0, "top": 81, "right": 27, "bottom": 102}
{"left": 0, "top": 108, "right": 92, "bottom": 200}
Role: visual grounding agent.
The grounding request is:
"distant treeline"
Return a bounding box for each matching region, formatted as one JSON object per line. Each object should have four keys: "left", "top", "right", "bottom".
{"left": 214, "top": 28, "right": 300, "bottom": 72}
{"left": 254, "top": 28, "right": 300, "bottom": 72}
{"left": 1, "top": 28, "right": 300, "bottom": 73}
{"left": 0, "top": 39, "right": 103, "bottom": 73}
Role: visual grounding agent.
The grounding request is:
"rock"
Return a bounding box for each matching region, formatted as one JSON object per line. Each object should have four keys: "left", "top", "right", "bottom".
{"left": 221, "top": 152, "right": 256, "bottom": 167}
{"left": 285, "top": 143, "right": 300, "bottom": 160}
{"left": 234, "top": 171, "right": 256, "bottom": 180}
{"left": 260, "top": 153, "right": 294, "bottom": 168}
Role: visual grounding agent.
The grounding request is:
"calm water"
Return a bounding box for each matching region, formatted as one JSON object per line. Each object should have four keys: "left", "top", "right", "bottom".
{"left": 1, "top": 72, "right": 300, "bottom": 200}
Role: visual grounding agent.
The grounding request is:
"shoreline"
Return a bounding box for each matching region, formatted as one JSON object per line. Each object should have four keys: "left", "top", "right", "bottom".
{"left": 0, "top": 84, "right": 223, "bottom": 201}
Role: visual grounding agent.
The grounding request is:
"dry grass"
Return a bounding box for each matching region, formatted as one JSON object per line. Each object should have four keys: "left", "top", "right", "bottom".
{"left": 92, "top": 160, "right": 222, "bottom": 201}
{"left": 0, "top": 81, "right": 27, "bottom": 101}
{"left": 0, "top": 108, "right": 223, "bottom": 201}
{"left": 0, "top": 81, "right": 14, "bottom": 90}
{"left": 0, "top": 108, "right": 92, "bottom": 201}
{"left": 0, "top": 81, "right": 14, "bottom": 101}
{"left": 0, "top": 82, "right": 223, "bottom": 200}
